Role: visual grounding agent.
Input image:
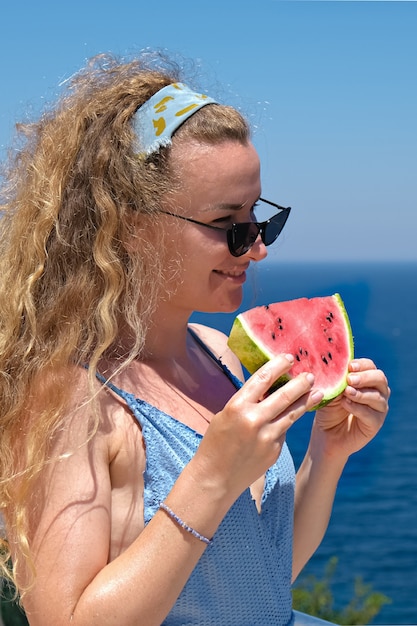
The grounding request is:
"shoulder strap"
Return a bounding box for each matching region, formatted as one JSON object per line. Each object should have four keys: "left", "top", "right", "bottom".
{"left": 187, "top": 326, "right": 243, "bottom": 390}
{"left": 94, "top": 369, "right": 135, "bottom": 404}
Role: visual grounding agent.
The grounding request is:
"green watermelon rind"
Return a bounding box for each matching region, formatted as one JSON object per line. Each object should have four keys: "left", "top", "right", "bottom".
{"left": 227, "top": 293, "right": 354, "bottom": 410}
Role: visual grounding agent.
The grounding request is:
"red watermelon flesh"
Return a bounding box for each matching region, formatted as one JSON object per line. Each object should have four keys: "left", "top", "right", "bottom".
{"left": 227, "top": 294, "right": 354, "bottom": 408}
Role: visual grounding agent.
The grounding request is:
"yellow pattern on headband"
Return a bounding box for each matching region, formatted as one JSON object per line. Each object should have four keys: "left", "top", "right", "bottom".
{"left": 134, "top": 83, "right": 217, "bottom": 154}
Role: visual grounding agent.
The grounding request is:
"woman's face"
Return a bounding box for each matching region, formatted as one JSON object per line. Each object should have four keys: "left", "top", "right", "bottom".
{"left": 157, "top": 139, "right": 267, "bottom": 316}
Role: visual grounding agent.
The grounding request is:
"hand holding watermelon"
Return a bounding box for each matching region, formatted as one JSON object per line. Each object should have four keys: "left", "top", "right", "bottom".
{"left": 227, "top": 292, "right": 390, "bottom": 465}
{"left": 195, "top": 352, "right": 325, "bottom": 501}
{"left": 312, "top": 356, "right": 390, "bottom": 460}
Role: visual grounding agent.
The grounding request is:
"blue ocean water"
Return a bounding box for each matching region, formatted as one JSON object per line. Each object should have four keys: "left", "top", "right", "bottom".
{"left": 191, "top": 262, "right": 417, "bottom": 625}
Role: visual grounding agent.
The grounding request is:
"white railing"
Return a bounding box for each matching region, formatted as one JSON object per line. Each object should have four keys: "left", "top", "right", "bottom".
{"left": 294, "top": 610, "right": 338, "bottom": 625}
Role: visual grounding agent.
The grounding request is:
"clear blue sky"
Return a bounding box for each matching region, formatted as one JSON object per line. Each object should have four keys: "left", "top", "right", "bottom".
{"left": 1, "top": 1, "right": 416, "bottom": 262}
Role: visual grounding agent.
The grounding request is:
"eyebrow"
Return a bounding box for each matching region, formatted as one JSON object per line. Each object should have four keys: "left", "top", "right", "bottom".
{"left": 200, "top": 199, "right": 260, "bottom": 214}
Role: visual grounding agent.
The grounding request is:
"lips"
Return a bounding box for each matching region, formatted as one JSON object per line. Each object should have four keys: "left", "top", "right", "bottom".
{"left": 213, "top": 267, "right": 248, "bottom": 284}
{"left": 216, "top": 270, "right": 245, "bottom": 277}
{"left": 214, "top": 262, "right": 250, "bottom": 277}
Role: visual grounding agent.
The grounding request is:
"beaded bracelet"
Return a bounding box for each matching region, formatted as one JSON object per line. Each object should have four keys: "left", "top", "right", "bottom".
{"left": 159, "top": 502, "right": 213, "bottom": 546}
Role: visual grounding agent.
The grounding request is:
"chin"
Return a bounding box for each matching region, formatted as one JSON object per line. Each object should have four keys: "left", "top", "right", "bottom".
{"left": 208, "top": 297, "right": 243, "bottom": 315}
{"left": 194, "top": 287, "right": 244, "bottom": 315}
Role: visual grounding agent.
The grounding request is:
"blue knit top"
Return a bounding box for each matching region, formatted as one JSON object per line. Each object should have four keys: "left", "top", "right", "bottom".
{"left": 98, "top": 329, "right": 296, "bottom": 625}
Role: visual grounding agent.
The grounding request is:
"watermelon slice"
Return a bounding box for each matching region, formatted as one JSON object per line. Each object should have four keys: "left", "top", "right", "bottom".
{"left": 227, "top": 293, "right": 354, "bottom": 408}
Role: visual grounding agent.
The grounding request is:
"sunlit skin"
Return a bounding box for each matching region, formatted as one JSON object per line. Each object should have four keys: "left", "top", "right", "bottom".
{"left": 19, "top": 139, "right": 390, "bottom": 626}
{"left": 151, "top": 140, "right": 267, "bottom": 326}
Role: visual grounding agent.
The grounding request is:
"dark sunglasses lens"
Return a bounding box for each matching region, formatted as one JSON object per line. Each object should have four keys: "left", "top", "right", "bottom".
{"left": 227, "top": 209, "right": 290, "bottom": 257}
{"left": 262, "top": 210, "right": 290, "bottom": 246}
{"left": 228, "top": 223, "right": 260, "bottom": 257}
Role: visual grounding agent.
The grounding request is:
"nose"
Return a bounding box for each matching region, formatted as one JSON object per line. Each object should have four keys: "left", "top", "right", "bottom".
{"left": 246, "top": 234, "right": 268, "bottom": 262}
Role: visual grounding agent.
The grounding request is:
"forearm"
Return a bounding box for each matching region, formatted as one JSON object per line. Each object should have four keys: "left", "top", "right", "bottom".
{"left": 292, "top": 424, "right": 348, "bottom": 582}
{"left": 74, "top": 514, "right": 207, "bottom": 625}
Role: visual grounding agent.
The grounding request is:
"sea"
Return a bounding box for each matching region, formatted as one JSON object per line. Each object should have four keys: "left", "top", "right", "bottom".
{"left": 191, "top": 261, "right": 417, "bottom": 626}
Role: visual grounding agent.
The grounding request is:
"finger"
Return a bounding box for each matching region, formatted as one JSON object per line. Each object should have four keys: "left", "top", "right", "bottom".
{"left": 347, "top": 369, "right": 390, "bottom": 395}
{"left": 239, "top": 355, "right": 324, "bottom": 427}
{"left": 349, "top": 358, "right": 377, "bottom": 372}
{"left": 344, "top": 384, "right": 390, "bottom": 414}
{"left": 262, "top": 374, "right": 323, "bottom": 423}
{"left": 341, "top": 395, "right": 388, "bottom": 430}
{"left": 340, "top": 398, "right": 387, "bottom": 439}
{"left": 243, "top": 354, "right": 295, "bottom": 402}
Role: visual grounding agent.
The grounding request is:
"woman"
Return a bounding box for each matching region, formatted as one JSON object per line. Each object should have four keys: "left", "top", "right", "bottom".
{"left": 0, "top": 54, "right": 389, "bottom": 625}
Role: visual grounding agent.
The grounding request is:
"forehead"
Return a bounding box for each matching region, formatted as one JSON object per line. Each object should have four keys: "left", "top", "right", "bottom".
{"left": 169, "top": 140, "right": 261, "bottom": 207}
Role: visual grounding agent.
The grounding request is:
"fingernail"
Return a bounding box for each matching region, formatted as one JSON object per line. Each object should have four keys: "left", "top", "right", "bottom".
{"left": 350, "top": 361, "right": 360, "bottom": 372}
{"left": 306, "top": 373, "right": 315, "bottom": 385}
{"left": 348, "top": 374, "right": 360, "bottom": 385}
{"left": 311, "top": 390, "right": 324, "bottom": 404}
{"left": 285, "top": 354, "right": 294, "bottom": 364}
{"left": 346, "top": 385, "right": 357, "bottom": 396}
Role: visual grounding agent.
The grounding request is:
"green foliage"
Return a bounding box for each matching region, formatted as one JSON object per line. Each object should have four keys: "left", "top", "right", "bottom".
{"left": 1, "top": 579, "right": 28, "bottom": 626}
{"left": 292, "top": 557, "right": 391, "bottom": 625}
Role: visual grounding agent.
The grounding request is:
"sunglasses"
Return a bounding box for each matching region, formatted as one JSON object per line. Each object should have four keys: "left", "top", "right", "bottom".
{"left": 159, "top": 197, "right": 291, "bottom": 257}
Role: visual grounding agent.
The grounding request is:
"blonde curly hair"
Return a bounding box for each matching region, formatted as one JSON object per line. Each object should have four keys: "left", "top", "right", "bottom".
{"left": 0, "top": 52, "right": 250, "bottom": 591}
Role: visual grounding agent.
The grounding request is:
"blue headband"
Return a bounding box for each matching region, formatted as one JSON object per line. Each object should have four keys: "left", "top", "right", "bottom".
{"left": 134, "top": 82, "right": 217, "bottom": 155}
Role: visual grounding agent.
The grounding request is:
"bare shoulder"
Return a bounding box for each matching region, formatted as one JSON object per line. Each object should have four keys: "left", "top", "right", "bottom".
{"left": 189, "top": 322, "right": 244, "bottom": 378}
{"left": 70, "top": 367, "right": 146, "bottom": 474}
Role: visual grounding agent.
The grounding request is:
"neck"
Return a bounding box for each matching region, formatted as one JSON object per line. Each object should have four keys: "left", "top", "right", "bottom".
{"left": 141, "top": 305, "right": 192, "bottom": 362}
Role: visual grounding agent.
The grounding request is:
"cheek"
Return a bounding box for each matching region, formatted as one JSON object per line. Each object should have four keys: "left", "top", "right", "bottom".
{"left": 158, "top": 235, "right": 203, "bottom": 295}
{"left": 162, "top": 227, "right": 229, "bottom": 296}
{"left": 181, "top": 231, "right": 224, "bottom": 266}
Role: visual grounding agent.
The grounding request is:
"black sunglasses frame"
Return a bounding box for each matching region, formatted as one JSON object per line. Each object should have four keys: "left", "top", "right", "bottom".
{"left": 159, "top": 197, "right": 291, "bottom": 257}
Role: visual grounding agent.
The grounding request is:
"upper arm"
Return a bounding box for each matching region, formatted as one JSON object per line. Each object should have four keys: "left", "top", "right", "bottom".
{"left": 19, "top": 387, "right": 116, "bottom": 622}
